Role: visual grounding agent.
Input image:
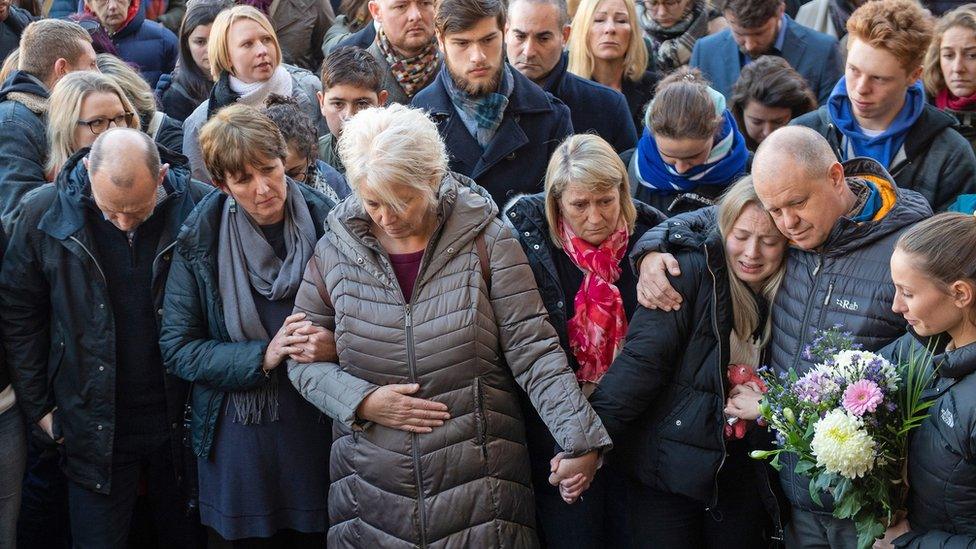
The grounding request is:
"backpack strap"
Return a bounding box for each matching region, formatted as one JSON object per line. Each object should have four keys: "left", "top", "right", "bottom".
{"left": 147, "top": 111, "right": 165, "bottom": 140}
{"left": 475, "top": 232, "right": 490, "bottom": 287}
{"left": 305, "top": 253, "right": 332, "bottom": 310}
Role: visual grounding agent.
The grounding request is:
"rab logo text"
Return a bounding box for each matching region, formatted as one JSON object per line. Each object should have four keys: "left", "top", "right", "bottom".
{"left": 834, "top": 299, "right": 859, "bottom": 311}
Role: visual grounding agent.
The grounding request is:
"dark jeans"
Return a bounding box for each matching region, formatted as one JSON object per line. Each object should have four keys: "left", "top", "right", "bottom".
{"left": 17, "top": 433, "right": 70, "bottom": 549}
{"left": 534, "top": 464, "right": 630, "bottom": 548}
{"left": 68, "top": 433, "right": 197, "bottom": 549}
{"left": 0, "top": 405, "right": 25, "bottom": 549}
{"left": 785, "top": 508, "right": 857, "bottom": 549}
{"left": 625, "top": 446, "right": 772, "bottom": 549}
{"left": 206, "top": 528, "right": 324, "bottom": 548}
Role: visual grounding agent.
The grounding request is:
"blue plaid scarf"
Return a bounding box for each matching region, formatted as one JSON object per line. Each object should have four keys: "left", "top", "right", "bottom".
{"left": 442, "top": 64, "right": 513, "bottom": 148}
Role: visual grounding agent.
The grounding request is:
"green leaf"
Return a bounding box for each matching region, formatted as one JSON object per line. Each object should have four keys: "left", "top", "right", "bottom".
{"left": 794, "top": 460, "right": 816, "bottom": 475}
{"left": 855, "top": 517, "right": 885, "bottom": 549}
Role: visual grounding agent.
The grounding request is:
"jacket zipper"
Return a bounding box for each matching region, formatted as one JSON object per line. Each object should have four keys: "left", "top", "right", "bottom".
{"left": 791, "top": 253, "right": 826, "bottom": 371}
{"left": 702, "top": 245, "right": 727, "bottom": 512}
{"left": 69, "top": 236, "right": 107, "bottom": 284}
{"left": 404, "top": 304, "right": 428, "bottom": 547}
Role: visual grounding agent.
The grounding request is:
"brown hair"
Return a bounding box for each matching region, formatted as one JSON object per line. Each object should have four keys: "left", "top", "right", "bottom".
{"left": 199, "top": 103, "right": 288, "bottom": 186}
{"left": 846, "top": 0, "right": 933, "bottom": 71}
{"left": 649, "top": 66, "right": 722, "bottom": 140}
{"left": 320, "top": 46, "right": 384, "bottom": 92}
{"left": 730, "top": 56, "right": 817, "bottom": 148}
{"left": 543, "top": 134, "right": 637, "bottom": 247}
{"left": 435, "top": 0, "right": 506, "bottom": 36}
{"left": 923, "top": 3, "right": 976, "bottom": 97}
{"left": 724, "top": 0, "right": 781, "bottom": 28}
{"left": 19, "top": 19, "right": 92, "bottom": 82}
{"left": 896, "top": 212, "right": 976, "bottom": 293}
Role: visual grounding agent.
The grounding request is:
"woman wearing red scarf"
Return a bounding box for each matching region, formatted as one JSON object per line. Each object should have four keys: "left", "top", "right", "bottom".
{"left": 505, "top": 134, "right": 666, "bottom": 548}
{"left": 924, "top": 4, "right": 976, "bottom": 153}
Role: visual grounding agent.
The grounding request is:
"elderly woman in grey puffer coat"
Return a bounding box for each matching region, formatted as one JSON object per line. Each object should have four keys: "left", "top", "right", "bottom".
{"left": 288, "top": 103, "right": 612, "bottom": 547}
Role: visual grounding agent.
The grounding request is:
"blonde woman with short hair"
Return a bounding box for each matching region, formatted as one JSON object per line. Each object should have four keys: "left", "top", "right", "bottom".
{"left": 505, "top": 133, "right": 665, "bottom": 546}
{"left": 587, "top": 175, "right": 788, "bottom": 547}
{"left": 47, "top": 71, "right": 139, "bottom": 180}
{"left": 568, "top": 0, "right": 657, "bottom": 132}
{"left": 181, "top": 5, "right": 324, "bottom": 183}
{"left": 160, "top": 102, "right": 336, "bottom": 544}
{"left": 288, "top": 103, "right": 611, "bottom": 547}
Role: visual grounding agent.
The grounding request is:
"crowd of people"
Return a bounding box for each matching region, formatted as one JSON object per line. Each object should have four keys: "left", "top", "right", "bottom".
{"left": 0, "top": 0, "right": 974, "bottom": 547}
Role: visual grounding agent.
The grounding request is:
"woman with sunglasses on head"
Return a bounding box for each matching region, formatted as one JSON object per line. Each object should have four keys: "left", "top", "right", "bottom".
{"left": 46, "top": 71, "right": 140, "bottom": 181}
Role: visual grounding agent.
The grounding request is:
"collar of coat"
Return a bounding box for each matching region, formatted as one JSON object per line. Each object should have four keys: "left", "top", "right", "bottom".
{"left": 326, "top": 172, "right": 496, "bottom": 292}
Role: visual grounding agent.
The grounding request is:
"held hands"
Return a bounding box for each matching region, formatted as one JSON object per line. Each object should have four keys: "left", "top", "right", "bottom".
{"left": 356, "top": 384, "right": 451, "bottom": 434}
{"left": 288, "top": 320, "right": 338, "bottom": 363}
{"left": 724, "top": 382, "right": 764, "bottom": 422}
{"left": 37, "top": 411, "right": 63, "bottom": 444}
{"left": 548, "top": 451, "right": 600, "bottom": 504}
{"left": 636, "top": 252, "right": 683, "bottom": 311}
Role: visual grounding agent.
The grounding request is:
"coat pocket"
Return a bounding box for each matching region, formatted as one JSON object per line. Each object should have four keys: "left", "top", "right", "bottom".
{"left": 472, "top": 377, "right": 488, "bottom": 461}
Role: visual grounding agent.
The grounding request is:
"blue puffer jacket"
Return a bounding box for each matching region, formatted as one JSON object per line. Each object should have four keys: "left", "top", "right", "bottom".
{"left": 0, "top": 71, "right": 49, "bottom": 229}
{"left": 105, "top": 3, "right": 178, "bottom": 88}
{"left": 158, "top": 183, "right": 333, "bottom": 458}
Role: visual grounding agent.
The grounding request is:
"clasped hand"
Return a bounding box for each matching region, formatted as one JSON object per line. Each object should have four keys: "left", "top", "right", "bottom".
{"left": 263, "top": 313, "right": 338, "bottom": 372}
{"left": 548, "top": 451, "right": 600, "bottom": 504}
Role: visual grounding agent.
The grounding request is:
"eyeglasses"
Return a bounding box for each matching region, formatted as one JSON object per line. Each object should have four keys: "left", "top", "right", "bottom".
{"left": 286, "top": 163, "right": 314, "bottom": 183}
{"left": 644, "top": 0, "right": 682, "bottom": 8}
{"left": 76, "top": 112, "right": 135, "bottom": 135}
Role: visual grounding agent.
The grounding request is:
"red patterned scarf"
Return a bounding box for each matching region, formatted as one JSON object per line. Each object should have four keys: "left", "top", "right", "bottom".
{"left": 559, "top": 219, "right": 629, "bottom": 384}
{"left": 377, "top": 27, "right": 439, "bottom": 99}
{"left": 935, "top": 87, "right": 976, "bottom": 112}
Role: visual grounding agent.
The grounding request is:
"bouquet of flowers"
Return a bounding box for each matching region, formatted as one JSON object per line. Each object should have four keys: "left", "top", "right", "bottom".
{"left": 750, "top": 328, "right": 936, "bottom": 549}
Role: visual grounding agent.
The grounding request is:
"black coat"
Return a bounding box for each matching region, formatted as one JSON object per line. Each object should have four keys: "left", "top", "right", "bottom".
{"left": 156, "top": 72, "right": 203, "bottom": 123}
{"left": 0, "top": 5, "right": 33, "bottom": 62}
{"left": 791, "top": 104, "right": 976, "bottom": 211}
{"left": 0, "top": 146, "right": 211, "bottom": 494}
{"left": 412, "top": 65, "right": 573, "bottom": 208}
{"left": 542, "top": 53, "right": 637, "bottom": 153}
{"left": 588, "top": 225, "right": 782, "bottom": 536}
{"left": 883, "top": 333, "right": 976, "bottom": 548}
{"left": 621, "top": 70, "right": 659, "bottom": 136}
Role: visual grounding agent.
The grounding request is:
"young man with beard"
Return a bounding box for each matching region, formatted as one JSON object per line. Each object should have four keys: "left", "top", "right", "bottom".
{"left": 505, "top": 0, "right": 636, "bottom": 152}
{"left": 412, "top": 0, "right": 573, "bottom": 208}
{"left": 791, "top": 0, "right": 976, "bottom": 212}
{"left": 367, "top": 0, "right": 441, "bottom": 104}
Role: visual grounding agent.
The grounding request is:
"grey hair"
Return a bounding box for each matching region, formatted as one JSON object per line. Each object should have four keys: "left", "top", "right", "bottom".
{"left": 338, "top": 103, "right": 448, "bottom": 214}
{"left": 509, "top": 0, "right": 570, "bottom": 27}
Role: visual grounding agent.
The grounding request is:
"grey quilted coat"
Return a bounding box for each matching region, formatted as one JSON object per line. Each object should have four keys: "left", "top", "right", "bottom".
{"left": 288, "top": 175, "right": 612, "bottom": 547}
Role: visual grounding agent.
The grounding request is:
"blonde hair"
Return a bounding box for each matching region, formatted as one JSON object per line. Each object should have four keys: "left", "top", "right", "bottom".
{"left": 339, "top": 103, "right": 447, "bottom": 215}
{"left": 0, "top": 49, "right": 19, "bottom": 84}
{"left": 199, "top": 103, "right": 287, "bottom": 186}
{"left": 717, "top": 176, "right": 786, "bottom": 345}
{"left": 567, "top": 0, "right": 647, "bottom": 84}
{"left": 47, "top": 71, "right": 138, "bottom": 175}
{"left": 543, "top": 133, "right": 637, "bottom": 247}
{"left": 923, "top": 3, "right": 976, "bottom": 97}
{"left": 96, "top": 54, "right": 157, "bottom": 120}
{"left": 207, "top": 5, "right": 281, "bottom": 81}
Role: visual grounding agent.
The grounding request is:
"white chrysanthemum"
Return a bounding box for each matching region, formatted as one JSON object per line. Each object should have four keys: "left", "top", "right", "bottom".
{"left": 811, "top": 410, "right": 876, "bottom": 479}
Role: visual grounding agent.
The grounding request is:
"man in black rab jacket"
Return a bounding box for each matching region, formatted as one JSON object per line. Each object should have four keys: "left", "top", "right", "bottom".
{"left": 631, "top": 126, "right": 931, "bottom": 548}
{"left": 0, "top": 129, "right": 210, "bottom": 548}
{"left": 504, "top": 0, "right": 637, "bottom": 152}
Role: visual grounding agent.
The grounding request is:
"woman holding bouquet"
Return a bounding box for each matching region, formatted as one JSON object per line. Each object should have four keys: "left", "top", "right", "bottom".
{"left": 878, "top": 212, "right": 976, "bottom": 548}
{"left": 586, "top": 176, "right": 787, "bottom": 547}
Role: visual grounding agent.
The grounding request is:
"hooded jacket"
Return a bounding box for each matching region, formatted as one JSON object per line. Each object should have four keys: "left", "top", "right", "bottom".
{"left": 0, "top": 71, "right": 49, "bottom": 228}
{"left": 791, "top": 103, "right": 976, "bottom": 211}
{"left": 0, "top": 146, "right": 211, "bottom": 494}
{"left": 882, "top": 334, "right": 976, "bottom": 548}
{"left": 86, "top": 0, "right": 178, "bottom": 88}
{"left": 157, "top": 182, "right": 333, "bottom": 458}
{"left": 629, "top": 157, "right": 933, "bottom": 513}
{"left": 288, "top": 175, "right": 611, "bottom": 547}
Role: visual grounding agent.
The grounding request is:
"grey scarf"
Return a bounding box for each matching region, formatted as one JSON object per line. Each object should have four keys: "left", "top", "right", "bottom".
{"left": 217, "top": 179, "right": 316, "bottom": 424}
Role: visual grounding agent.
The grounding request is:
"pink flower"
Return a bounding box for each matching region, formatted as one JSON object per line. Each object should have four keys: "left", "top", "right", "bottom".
{"left": 842, "top": 380, "right": 884, "bottom": 417}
